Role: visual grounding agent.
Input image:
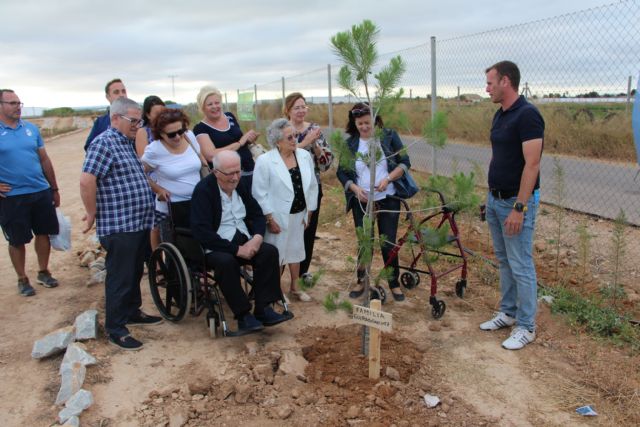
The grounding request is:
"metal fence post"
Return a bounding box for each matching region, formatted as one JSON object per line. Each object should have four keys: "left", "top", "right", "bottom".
{"left": 327, "top": 64, "right": 334, "bottom": 133}
{"left": 224, "top": 92, "right": 228, "bottom": 112}
{"left": 430, "top": 36, "right": 437, "bottom": 175}
{"left": 254, "top": 84, "right": 259, "bottom": 130}
{"left": 282, "top": 77, "right": 286, "bottom": 113}
{"left": 627, "top": 75, "right": 632, "bottom": 113}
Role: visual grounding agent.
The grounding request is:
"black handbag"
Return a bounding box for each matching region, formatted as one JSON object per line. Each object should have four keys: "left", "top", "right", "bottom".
{"left": 393, "top": 170, "right": 419, "bottom": 199}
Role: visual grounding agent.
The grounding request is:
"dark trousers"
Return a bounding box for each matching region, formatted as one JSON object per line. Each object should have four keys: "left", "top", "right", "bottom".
{"left": 300, "top": 185, "right": 323, "bottom": 276}
{"left": 206, "top": 238, "right": 282, "bottom": 318}
{"left": 351, "top": 196, "right": 401, "bottom": 288}
{"left": 100, "top": 230, "right": 149, "bottom": 337}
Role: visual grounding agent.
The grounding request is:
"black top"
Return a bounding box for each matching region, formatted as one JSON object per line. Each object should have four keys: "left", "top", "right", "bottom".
{"left": 193, "top": 112, "right": 255, "bottom": 172}
{"left": 190, "top": 174, "right": 266, "bottom": 255}
{"left": 288, "top": 165, "right": 306, "bottom": 214}
{"left": 488, "top": 95, "right": 544, "bottom": 191}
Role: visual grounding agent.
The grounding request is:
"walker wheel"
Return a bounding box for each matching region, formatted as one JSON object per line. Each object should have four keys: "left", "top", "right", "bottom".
{"left": 431, "top": 300, "right": 446, "bottom": 319}
{"left": 370, "top": 286, "right": 387, "bottom": 305}
{"left": 455, "top": 280, "right": 467, "bottom": 298}
{"left": 400, "top": 271, "right": 420, "bottom": 289}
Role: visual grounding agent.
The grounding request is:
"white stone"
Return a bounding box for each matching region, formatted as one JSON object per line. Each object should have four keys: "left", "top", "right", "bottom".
{"left": 61, "top": 416, "right": 80, "bottom": 427}
{"left": 539, "top": 295, "right": 554, "bottom": 305}
{"left": 32, "top": 326, "right": 75, "bottom": 359}
{"left": 74, "top": 310, "right": 98, "bottom": 341}
{"left": 60, "top": 342, "right": 96, "bottom": 372}
{"left": 55, "top": 362, "right": 86, "bottom": 405}
{"left": 86, "top": 270, "right": 106, "bottom": 286}
{"left": 58, "top": 389, "right": 93, "bottom": 423}
{"left": 423, "top": 394, "right": 440, "bottom": 408}
{"left": 278, "top": 350, "right": 308, "bottom": 377}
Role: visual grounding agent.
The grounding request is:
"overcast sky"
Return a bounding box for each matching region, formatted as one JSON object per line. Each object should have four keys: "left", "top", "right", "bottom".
{"left": 1, "top": 0, "right": 614, "bottom": 108}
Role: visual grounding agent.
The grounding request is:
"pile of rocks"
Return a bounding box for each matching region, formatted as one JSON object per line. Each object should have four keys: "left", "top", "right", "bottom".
{"left": 77, "top": 235, "right": 106, "bottom": 286}
{"left": 31, "top": 309, "right": 98, "bottom": 426}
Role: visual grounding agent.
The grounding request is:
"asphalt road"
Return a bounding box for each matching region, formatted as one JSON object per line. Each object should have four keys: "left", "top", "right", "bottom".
{"left": 403, "top": 136, "right": 640, "bottom": 225}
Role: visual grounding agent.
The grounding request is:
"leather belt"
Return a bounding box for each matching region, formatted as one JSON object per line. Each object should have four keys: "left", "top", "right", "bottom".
{"left": 490, "top": 189, "right": 519, "bottom": 199}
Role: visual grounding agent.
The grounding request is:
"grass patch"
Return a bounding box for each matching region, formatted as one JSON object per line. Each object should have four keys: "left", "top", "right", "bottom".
{"left": 543, "top": 286, "right": 640, "bottom": 350}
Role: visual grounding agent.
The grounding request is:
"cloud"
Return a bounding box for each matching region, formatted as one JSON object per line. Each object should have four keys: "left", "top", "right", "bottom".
{"left": 0, "top": 0, "right": 614, "bottom": 107}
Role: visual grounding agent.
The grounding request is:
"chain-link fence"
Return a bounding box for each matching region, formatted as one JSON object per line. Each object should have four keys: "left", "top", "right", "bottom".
{"left": 231, "top": 1, "right": 640, "bottom": 295}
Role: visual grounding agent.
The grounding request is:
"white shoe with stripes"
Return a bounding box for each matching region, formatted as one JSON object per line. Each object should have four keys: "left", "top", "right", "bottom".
{"left": 502, "top": 327, "right": 536, "bottom": 350}
{"left": 479, "top": 312, "right": 516, "bottom": 331}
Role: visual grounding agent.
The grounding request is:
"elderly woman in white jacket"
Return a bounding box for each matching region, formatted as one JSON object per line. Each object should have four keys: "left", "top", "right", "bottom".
{"left": 253, "top": 118, "right": 318, "bottom": 302}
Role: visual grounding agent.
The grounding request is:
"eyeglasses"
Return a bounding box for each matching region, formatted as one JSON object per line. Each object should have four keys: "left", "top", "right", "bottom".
{"left": 285, "top": 135, "right": 296, "bottom": 141}
{"left": 215, "top": 168, "right": 242, "bottom": 177}
{"left": 164, "top": 128, "right": 187, "bottom": 139}
{"left": 291, "top": 105, "right": 308, "bottom": 112}
{"left": 0, "top": 101, "right": 24, "bottom": 107}
{"left": 351, "top": 107, "right": 371, "bottom": 118}
{"left": 119, "top": 114, "right": 143, "bottom": 128}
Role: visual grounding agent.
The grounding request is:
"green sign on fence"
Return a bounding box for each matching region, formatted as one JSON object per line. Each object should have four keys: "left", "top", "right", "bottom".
{"left": 237, "top": 92, "right": 255, "bottom": 121}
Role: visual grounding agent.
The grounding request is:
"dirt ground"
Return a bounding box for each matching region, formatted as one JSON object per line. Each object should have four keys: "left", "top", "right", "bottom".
{"left": 1, "top": 129, "right": 639, "bottom": 427}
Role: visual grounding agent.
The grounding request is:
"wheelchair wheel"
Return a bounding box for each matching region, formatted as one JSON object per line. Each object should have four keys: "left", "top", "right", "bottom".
{"left": 205, "top": 309, "right": 220, "bottom": 338}
{"left": 148, "top": 243, "right": 192, "bottom": 322}
{"left": 400, "top": 271, "right": 420, "bottom": 289}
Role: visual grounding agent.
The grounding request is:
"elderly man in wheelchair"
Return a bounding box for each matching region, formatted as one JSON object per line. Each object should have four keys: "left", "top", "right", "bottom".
{"left": 187, "top": 150, "right": 293, "bottom": 335}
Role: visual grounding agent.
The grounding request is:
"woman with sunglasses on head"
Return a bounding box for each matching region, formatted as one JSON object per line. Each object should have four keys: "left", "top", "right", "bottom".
{"left": 283, "top": 93, "right": 334, "bottom": 285}
{"left": 141, "top": 109, "right": 206, "bottom": 247}
{"left": 135, "top": 95, "right": 166, "bottom": 157}
{"left": 252, "top": 118, "right": 318, "bottom": 302}
{"left": 336, "top": 103, "right": 411, "bottom": 302}
{"left": 193, "top": 86, "right": 260, "bottom": 191}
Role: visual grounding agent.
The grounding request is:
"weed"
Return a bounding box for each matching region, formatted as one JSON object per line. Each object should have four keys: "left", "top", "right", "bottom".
{"left": 545, "top": 286, "right": 639, "bottom": 348}
{"left": 551, "top": 157, "right": 567, "bottom": 281}
{"left": 608, "top": 209, "right": 628, "bottom": 308}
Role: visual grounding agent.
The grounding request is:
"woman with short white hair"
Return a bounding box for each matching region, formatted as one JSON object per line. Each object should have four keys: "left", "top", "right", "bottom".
{"left": 252, "top": 118, "right": 318, "bottom": 302}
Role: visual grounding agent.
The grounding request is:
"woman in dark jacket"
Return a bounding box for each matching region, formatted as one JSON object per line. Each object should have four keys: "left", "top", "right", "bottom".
{"left": 336, "top": 103, "right": 411, "bottom": 302}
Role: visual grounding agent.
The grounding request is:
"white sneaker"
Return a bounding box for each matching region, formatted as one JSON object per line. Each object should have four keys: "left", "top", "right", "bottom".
{"left": 290, "top": 290, "right": 312, "bottom": 302}
{"left": 479, "top": 312, "right": 516, "bottom": 331}
{"left": 502, "top": 327, "right": 536, "bottom": 350}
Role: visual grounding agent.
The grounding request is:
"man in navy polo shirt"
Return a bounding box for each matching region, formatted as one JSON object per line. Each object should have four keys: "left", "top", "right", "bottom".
{"left": 0, "top": 89, "right": 61, "bottom": 297}
{"left": 80, "top": 97, "right": 161, "bottom": 351}
{"left": 479, "top": 61, "right": 544, "bottom": 350}
{"left": 83, "top": 78, "right": 127, "bottom": 151}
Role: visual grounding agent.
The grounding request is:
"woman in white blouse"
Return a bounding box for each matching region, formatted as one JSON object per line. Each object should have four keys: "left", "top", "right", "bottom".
{"left": 252, "top": 118, "right": 318, "bottom": 302}
{"left": 141, "top": 108, "right": 205, "bottom": 247}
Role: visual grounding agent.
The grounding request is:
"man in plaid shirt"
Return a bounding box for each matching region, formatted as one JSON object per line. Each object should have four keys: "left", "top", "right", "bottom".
{"left": 80, "top": 97, "right": 160, "bottom": 351}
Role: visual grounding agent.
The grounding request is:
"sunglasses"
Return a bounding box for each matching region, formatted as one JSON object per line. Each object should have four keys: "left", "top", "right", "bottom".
{"left": 164, "top": 128, "right": 187, "bottom": 139}
{"left": 351, "top": 107, "right": 371, "bottom": 117}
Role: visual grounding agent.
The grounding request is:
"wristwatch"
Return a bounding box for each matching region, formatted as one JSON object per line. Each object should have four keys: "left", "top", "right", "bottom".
{"left": 513, "top": 201, "right": 528, "bottom": 213}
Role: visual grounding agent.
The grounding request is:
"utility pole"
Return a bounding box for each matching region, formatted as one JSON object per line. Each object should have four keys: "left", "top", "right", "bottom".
{"left": 168, "top": 75, "right": 178, "bottom": 100}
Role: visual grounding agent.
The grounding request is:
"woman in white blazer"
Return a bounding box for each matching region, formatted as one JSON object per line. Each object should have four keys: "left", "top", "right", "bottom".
{"left": 252, "top": 118, "right": 318, "bottom": 302}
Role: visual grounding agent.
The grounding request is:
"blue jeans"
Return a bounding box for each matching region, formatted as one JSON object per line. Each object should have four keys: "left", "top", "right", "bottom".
{"left": 486, "top": 192, "right": 538, "bottom": 331}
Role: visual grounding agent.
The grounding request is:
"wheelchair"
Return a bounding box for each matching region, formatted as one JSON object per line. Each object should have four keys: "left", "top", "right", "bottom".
{"left": 147, "top": 201, "right": 293, "bottom": 337}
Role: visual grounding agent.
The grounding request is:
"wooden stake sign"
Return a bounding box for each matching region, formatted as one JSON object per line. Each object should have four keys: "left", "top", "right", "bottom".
{"left": 352, "top": 299, "right": 393, "bottom": 379}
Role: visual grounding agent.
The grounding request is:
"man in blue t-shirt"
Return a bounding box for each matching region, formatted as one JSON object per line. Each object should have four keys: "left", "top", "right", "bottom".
{"left": 83, "top": 78, "right": 127, "bottom": 151}
{"left": 479, "top": 61, "right": 544, "bottom": 350}
{"left": 0, "top": 89, "right": 61, "bottom": 297}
